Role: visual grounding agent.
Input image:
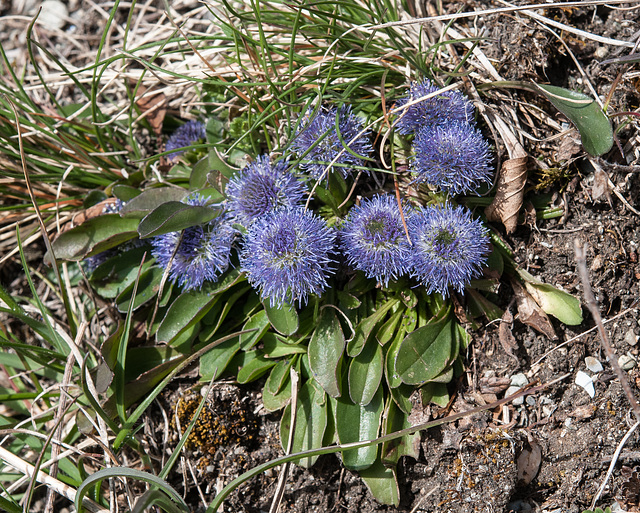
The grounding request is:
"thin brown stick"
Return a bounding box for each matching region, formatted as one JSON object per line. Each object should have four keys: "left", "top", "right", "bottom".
{"left": 574, "top": 239, "right": 640, "bottom": 422}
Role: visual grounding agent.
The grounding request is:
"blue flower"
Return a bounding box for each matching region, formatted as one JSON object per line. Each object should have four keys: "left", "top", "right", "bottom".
{"left": 408, "top": 204, "right": 489, "bottom": 297}
{"left": 225, "top": 155, "right": 307, "bottom": 226}
{"left": 411, "top": 121, "right": 492, "bottom": 194}
{"left": 340, "top": 195, "right": 413, "bottom": 286}
{"left": 240, "top": 207, "right": 335, "bottom": 307}
{"left": 394, "top": 79, "right": 474, "bottom": 135}
{"left": 290, "top": 105, "right": 372, "bottom": 180}
{"left": 151, "top": 195, "right": 235, "bottom": 291}
{"left": 165, "top": 120, "right": 206, "bottom": 160}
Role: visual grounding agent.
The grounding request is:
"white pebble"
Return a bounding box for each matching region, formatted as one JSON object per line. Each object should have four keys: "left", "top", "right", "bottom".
{"left": 39, "top": 0, "right": 69, "bottom": 31}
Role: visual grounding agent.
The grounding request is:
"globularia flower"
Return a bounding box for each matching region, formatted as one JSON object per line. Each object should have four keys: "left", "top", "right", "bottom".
{"left": 240, "top": 207, "right": 335, "bottom": 307}
{"left": 394, "top": 79, "right": 474, "bottom": 135}
{"left": 151, "top": 195, "right": 234, "bottom": 291}
{"left": 340, "top": 195, "right": 413, "bottom": 286}
{"left": 290, "top": 105, "right": 372, "bottom": 180}
{"left": 408, "top": 204, "right": 489, "bottom": 297}
{"left": 225, "top": 155, "right": 307, "bottom": 226}
{"left": 411, "top": 121, "right": 492, "bottom": 194}
{"left": 165, "top": 120, "right": 206, "bottom": 160}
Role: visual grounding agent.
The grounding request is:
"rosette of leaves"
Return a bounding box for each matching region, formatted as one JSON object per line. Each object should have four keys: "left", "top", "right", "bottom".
{"left": 50, "top": 92, "right": 583, "bottom": 506}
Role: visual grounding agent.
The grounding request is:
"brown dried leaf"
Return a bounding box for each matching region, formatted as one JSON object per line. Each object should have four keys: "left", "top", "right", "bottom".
{"left": 511, "top": 279, "right": 557, "bottom": 340}
{"left": 479, "top": 376, "right": 511, "bottom": 395}
{"left": 555, "top": 129, "right": 582, "bottom": 161}
{"left": 135, "top": 85, "right": 167, "bottom": 136}
{"left": 592, "top": 166, "right": 612, "bottom": 204}
{"left": 517, "top": 433, "right": 542, "bottom": 485}
{"left": 498, "top": 308, "right": 519, "bottom": 364}
{"left": 485, "top": 156, "right": 528, "bottom": 234}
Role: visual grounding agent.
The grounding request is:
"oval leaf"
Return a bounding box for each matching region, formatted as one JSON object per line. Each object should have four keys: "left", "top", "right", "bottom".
{"left": 138, "top": 202, "right": 219, "bottom": 238}
{"left": 280, "top": 381, "right": 327, "bottom": 468}
{"left": 119, "top": 188, "right": 188, "bottom": 217}
{"left": 359, "top": 455, "right": 400, "bottom": 506}
{"left": 49, "top": 214, "right": 140, "bottom": 261}
{"left": 395, "top": 316, "right": 455, "bottom": 385}
{"left": 524, "top": 281, "right": 583, "bottom": 325}
{"left": 534, "top": 83, "right": 613, "bottom": 156}
{"left": 335, "top": 386, "right": 384, "bottom": 470}
{"left": 263, "top": 299, "right": 299, "bottom": 336}
{"left": 308, "top": 309, "right": 345, "bottom": 398}
{"left": 348, "top": 340, "right": 383, "bottom": 406}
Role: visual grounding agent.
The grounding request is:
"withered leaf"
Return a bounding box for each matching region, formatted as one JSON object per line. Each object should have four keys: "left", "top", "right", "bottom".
{"left": 71, "top": 198, "right": 119, "bottom": 228}
{"left": 592, "top": 166, "right": 612, "bottom": 204}
{"left": 511, "top": 279, "right": 557, "bottom": 340}
{"left": 135, "top": 85, "right": 167, "bottom": 136}
{"left": 485, "top": 156, "right": 528, "bottom": 234}
{"left": 517, "top": 433, "right": 542, "bottom": 485}
{"left": 499, "top": 307, "right": 519, "bottom": 365}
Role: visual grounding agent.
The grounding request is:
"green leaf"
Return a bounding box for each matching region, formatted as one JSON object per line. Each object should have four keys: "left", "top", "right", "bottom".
{"left": 112, "top": 184, "right": 141, "bottom": 202}
{"left": 376, "top": 307, "right": 405, "bottom": 346}
{"left": 280, "top": 380, "right": 327, "bottom": 468}
{"left": 199, "top": 337, "right": 240, "bottom": 381}
{"left": 534, "top": 83, "right": 613, "bottom": 156}
{"left": 157, "top": 270, "right": 242, "bottom": 344}
{"left": 308, "top": 309, "right": 345, "bottom": 398}
{"left": 263, "top": 299, "right": 299, "bottom": 336}
{"left": 359, "top": 457, "right": 400, "bottom": 506}
{"left": 263, "top": 362, "right": 292, "bottom": 412}
{"left": 240, "top": 310, "right": 270, "bottom": 350}
{"left": 335, "top": 386, "right": 384, "bottom": 470}
{"left": 48, "top": 214, "right": 140, "bottom": 261}
{"left": 137, "top": 202, "right": 219, "bottom": 238}
{"left": 348, "top": 339, "right": 383, "bottom": 406}
{"left": 261, "top": 333, "right": 307, "bottom": 358}
{"left": 421, "top": 382, "right": 450, "bottom": 408}
{"left": 116, "top": 267, "right": 164, "bottom": 312}
{"left": 237, "top": 352, "right": 276, "bottom": 383}
{"left": 381, "top": 398, "right": 420, "bottom": 466}
{"left": 119, "top": 188, "right": 188, "bottom": 217}
{"left": 348, "top": 298, "right": 399, "bottom": 356}
{"left": 524, "top": 281, "right": 583, "bottom": 325}
{"left": 90, "top": 247, "right": 152, "bottom": 298}
{"left": 395, "top": 316, "right": 457, "bottom": 385}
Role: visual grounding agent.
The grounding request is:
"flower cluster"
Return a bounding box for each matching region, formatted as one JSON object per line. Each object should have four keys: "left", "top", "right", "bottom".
{"left": 240, "top": 207, "right": 335, "bottom": 307}
{"left": 395, "top": 79, "right": 492, "bottom": 194}
{"left": 150, "top": 194, "right": 235, "bottom": 291}
{"left": 290, "top": 105, "right": 372, "bottom": 180}
{"left": 120, "top": 89, "right": 493, "bottom": 300}
{"left": 225, "top": 155, "right": 307, "bottom": 226}
{"left": 165, "top": 120, "right": 206, "bottom": 160}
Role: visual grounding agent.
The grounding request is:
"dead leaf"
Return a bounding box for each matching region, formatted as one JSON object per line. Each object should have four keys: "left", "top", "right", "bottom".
{"left": 619, "top": 466, "right": 640, "bottom": 512}
{"left": 479, "top": 376, "right": 511, "bottom": 394}
{"left": 569, "top": 403, "right": 596, "bottom": 420}
{"left": 517, "top": 433, "right": 542, "bottom": 485}
{"left": 499, "top": 307, "right": 519, "bottom": 364}
{"left": 485, "top": 156, "right": 528, "bottom": 234}
{"left": 134, "top": 84, "right": 167, "bottom": 136}
{"left": 592, "top": 166, "right": 612, "bottom": 204}
{"left": 555, "top": 128, "right": 582, "bottom": 161}
{"left": 511, "top": 279, "right": 557, "bottom": 340}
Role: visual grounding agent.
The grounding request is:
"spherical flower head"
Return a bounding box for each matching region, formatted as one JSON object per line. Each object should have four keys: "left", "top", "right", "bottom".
{"left": 151, "top": 195, "right": 235, "bottom": 291}
{"left": 408, "top": 204, "right": 489, "bottom": 297}
{"left": 394, "top": 79, "right": 475, "bottom": 135}
{"left": 340, "top": 195, "right": 413, "bottom": 286}
{"left": 225, "top": 155, "right": 307, "bottom": 226}
{"left": 165, "top": 120, "right": 206, "bottom": 160}
{"left": 240, "top": 207, "right": 335, "bottom": 307}
{"left": 290, "top": 105, "right": 372, "bottom": 180}
{"left": 411, "top": 121, "right": 492, "bottom": 195}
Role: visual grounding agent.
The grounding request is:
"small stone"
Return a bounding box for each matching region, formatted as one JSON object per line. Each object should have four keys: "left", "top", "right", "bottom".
{"left": 575, "top": 370, "right": 595, "bottom": 398}
{"left": 594, "top": 46, "right": 608, "bottom": 60}
{"left": 585, "top": 356, "right": 603, "bottom": 373}
{"left": 619, "top": 354, "right": 636, "bottom": 371}
{"left": 510, "top": 372, "right": 529, "bottom": 387}
{"left": 526, "top": 396, "right": 536, "bottom": 407}
{"left": 590, "top": 254, "right": 604, "bottom": 272}
{"left": 38, "top": 0, "right": 69, "bottom": 31}
{"left": 505, "top": 386, "right": 525, "bottom": 405}
{"left": 625, "top": 329, "right": 639, "bottom": 346}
